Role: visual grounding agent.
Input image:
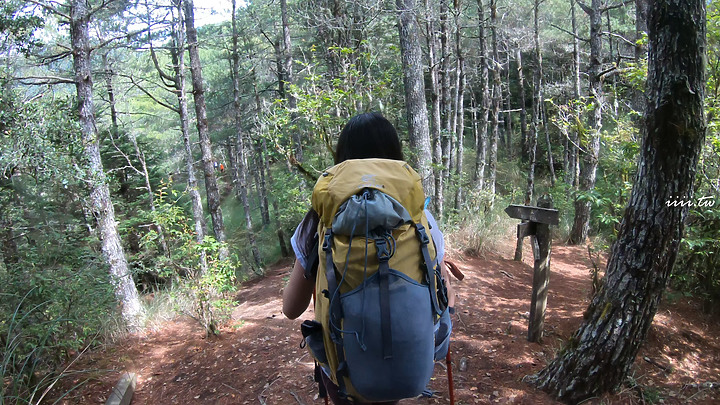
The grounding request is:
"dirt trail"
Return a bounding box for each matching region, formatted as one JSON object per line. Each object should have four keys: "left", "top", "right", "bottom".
{"left": 55, "top": 242, "right": 720, "bottom": 404}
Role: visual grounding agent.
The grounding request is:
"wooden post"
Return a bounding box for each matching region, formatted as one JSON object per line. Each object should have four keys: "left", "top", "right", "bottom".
{"left": 505, "top": 196, "right": 558, "bottom": 343}
{"left": 528, "top": 195, "right": 553, "bottom": 342}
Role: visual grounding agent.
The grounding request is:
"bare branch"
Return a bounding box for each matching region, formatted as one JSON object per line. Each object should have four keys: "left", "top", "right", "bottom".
{"left": 25, "top": 0, "right": 69, "bottom": 20}
{"left": 92, "top": 28, "right": 151, "bottom": 52}
{"left": 600, "top": 0, "right": 633, "bottom": 13}
{"left": 576, "top": 0, "right": 592, "bottom": 15}
{"left": 12, "top": 75, "right": 75, "bottom": 85}
{"left": 125, "top": 75, "right": 179, "bottom": 113}
{"left": 603, "top": 31, "right": 636, "bottom": 47}
{"left": 551, "top": 24, "right": 589, "bottom": 42}
{"left": 149, "top": 42, "right": 177, "bottom": 86}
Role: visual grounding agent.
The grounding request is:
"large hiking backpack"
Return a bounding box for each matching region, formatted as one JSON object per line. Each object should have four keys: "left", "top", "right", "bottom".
{"left": 302, "top": 158, "right": 448, "bottom": 402}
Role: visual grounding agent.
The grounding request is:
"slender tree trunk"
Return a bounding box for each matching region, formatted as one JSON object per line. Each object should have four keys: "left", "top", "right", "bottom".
{"left": 105, "top": 53, "right": 169, "bottom": 257}
{"left": 569, "top": 0, "right": 603, "bottom": 245}
{"left": 473, "top": 0, "right": 490, "bottom": 191}
{"left": 183, "top": 0, "right": 228, "bottom": 259}
{"left": 504, "top": 44, "right": 513, "bottom": 157}
{"left": 487, "top": 0, "right": 501, "bottom": 197}
{"left": 533, "top": 2, "right": 706, "bottom": 401}
{"left": 397, "top": 0, "right": 434, "bottom": 198}
{"left": 70, "top": 0, "right": 142, "bottom": 327}
{"left": 543, "top": 104, "right": 556, "bottom": 187}
{"left": 231, "top": 0, "right": 262, "bottom": 272}
{"left": 254, "top": 142, "right": 270, "bottom": 225}
{"left": 169, "top": 1, "right": 207, "bottom": 274}
{"left": 280, "top": 0, "right": 302, "bottom": 164}
{"left": 453, "top": 0, "right": 465, "bottom": 211}
{"left": 440, "top": 0, "right": 453, "bottom": 190}
{"left": 567, "top": 0, "right": 581, "bottom": 188}
{"left": 517, "top": 46, "right": 529, "bottom": 163}
{"left": 253, "top": 76, "right": 289, "bottom": 257}
{"left": 426, "top": 0, "right": 444, "bottom": 216}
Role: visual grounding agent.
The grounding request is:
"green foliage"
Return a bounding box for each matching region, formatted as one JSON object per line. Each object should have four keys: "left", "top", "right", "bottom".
{"left": 0, "top": 86, "right": 120, "bottom": 404}
{"left": 0, "top": 1, "right": 45, "bottom": 56}
{"left": 143, "top": 186, "right": 238, "bottom": 335}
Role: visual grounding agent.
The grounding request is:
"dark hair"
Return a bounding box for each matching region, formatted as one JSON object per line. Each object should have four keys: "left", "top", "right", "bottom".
{"left": 335, "top": 112, "right": 403, "bottom": 164}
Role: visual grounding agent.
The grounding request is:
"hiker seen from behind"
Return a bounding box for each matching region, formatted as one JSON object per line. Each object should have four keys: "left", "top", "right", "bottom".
{"left": 283, "top": 112, "right": 457, "bottom": 404}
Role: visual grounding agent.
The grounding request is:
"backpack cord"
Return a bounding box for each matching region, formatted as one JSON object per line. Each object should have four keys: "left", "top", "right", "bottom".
{"left": 327, "top": 225, "right": 367, "bottom": 350}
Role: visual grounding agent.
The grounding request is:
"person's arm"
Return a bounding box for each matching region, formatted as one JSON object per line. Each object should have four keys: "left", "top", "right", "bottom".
{"left": 282, "top": 259, "right": 315, "bottom": 319}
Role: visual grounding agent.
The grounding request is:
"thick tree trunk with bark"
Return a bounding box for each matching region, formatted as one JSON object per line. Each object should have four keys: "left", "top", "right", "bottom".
{"left": 396, "top": 0, "right": 434, "bottom": 197}
{"left": 473, "top": 0, "right": 490, "bottom": 190}
{"left": 70, "top": 0, "right": 142, "bottom": 327}
{"left": 183, "top": 0, "right": 228, "bottom": 259}
{"left": 533, "top": 1, "right": 706, "bottom": 402}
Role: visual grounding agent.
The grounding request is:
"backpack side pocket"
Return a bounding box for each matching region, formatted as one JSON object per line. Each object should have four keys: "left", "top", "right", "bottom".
{"left": 301, "top": 320, "right": 328, "bottom": 364}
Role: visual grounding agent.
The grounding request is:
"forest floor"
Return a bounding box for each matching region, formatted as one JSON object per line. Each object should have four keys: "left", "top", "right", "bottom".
{"left": 51, "top": 239, "right": 720, "bottom": 405}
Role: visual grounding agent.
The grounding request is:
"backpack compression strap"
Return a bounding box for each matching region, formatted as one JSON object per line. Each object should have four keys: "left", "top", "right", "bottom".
{"left": 375, "top": 237, "right": 393, "bottom": 360}
{"left": 414, "top": 223, "right": 442, "bottom": 317}
{"left": 322, "top": 230, "right": 350, "bottom": 399}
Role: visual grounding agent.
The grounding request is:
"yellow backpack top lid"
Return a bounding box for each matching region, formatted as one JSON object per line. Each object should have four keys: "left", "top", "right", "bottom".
{"left": 311, "top": 158, "right": 426, "bottom": 228}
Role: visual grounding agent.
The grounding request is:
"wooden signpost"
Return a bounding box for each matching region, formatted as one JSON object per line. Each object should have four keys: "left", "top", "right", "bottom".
{"left": 505, "top": 195, "right": 558, "bottom": 343}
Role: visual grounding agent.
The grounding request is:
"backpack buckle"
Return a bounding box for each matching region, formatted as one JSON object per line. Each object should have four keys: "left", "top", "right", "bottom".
{"left": 375, "top": 238, "right": 391, "bottom": 262}
{"left": 322, "top": 231, "right": 332, "bottom": 252}
{"left": 415, "top": 224, "right": 430, "bottom": 245}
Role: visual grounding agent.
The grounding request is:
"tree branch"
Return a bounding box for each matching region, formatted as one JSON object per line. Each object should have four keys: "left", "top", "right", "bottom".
{"left": 600, "top": 0, "right": 633, "bottom": 13}
{"left": 603, "top": 31, "right": 636, "bottom": 47}
{"left": 25, "top": 0, "right": 69, "bottom": 20}
{"left": 576, "top": 0, "right": 592, "bottom": 15}
{"left": 125, "top": 75, "right": 179, "bottom": 113}
{"left": 91, "top": 28, "right": 150, "bottom": 52}
{"left": 551, "top": 24, "right": 589, "bottom": 42}
{"left": 149, "top": 41, "right": 178, "bottom": 86}
{"left": 12, "top": 75, "right": 75, "bottom": 85}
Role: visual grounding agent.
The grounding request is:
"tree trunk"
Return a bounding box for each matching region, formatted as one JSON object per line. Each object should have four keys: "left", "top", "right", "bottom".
{"left": 487, "top": 0, "right": 501, "bottom": 197}
{"left": 425, "top": 0, "right": 444, "bottom": 216}
{"left": 396, "top": 0, "right": 434, "bottom": 198}
{"left": 542, "top": 104, "right": 556, "bottom": 187}
{"left": 280, "top": 0, "right": 302, "bottom": 164}
{"left": 231, "top": 0, "right": 263, "bottom": 273}
{"left": 70, "top": 0, "right": 142, "bottom": 327}
{"left": 440, "top": 0, "right": 452, "bottom": 184}
{"left": 183, "top": 0, "right": 228, "bottom": 259}
{"left": 453, "top": 0, "right": 465, "bottom": 211}
{"left": 633, "top": 0, "right": 648, "bottom": 115}
{"left": 517, "top": 46, "right": 529, "bottom": 163}
{"left": 169, "top": 1, "right": 207, "bottom": 275}
{"left": 533, "top": 1, "right": 706, "bottom": 401}
{"left": 253, "top": 76, "right": 289, "bottom": 258}
{"left": 567, "top": 0, "right": 581, "bottom": 188}
{"left": 569, "top": 0, "right": 603, "bottom": 245}
{"left": 503, "top": 43, "right": 513, "bottom": 157}
{"left": 473, "top": 0, "right": 490, "bottom": 191}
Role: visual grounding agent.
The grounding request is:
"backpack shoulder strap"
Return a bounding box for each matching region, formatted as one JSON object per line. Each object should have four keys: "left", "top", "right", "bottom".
{"left": 414, "top": 222, "right": 442, "bottom": 317}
